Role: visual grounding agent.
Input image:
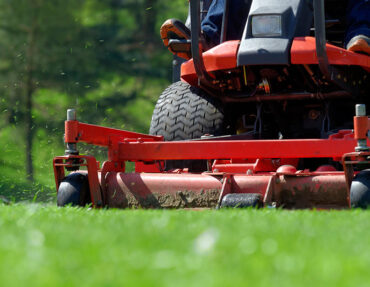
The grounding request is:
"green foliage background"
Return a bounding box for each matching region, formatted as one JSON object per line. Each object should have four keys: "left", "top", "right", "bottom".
{"left": 0, "top": 0, "right": 188, "bottom": 201}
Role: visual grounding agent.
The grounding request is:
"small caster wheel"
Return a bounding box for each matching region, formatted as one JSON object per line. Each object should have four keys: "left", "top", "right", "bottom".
{"left": 220, "top": 193, "right": 262, "bottom": 208}
{"left": 350, "top": 169, "right": 370, "bottom": 209}
{"left": 57, "top": 172, "right": 91, "bottom": 207}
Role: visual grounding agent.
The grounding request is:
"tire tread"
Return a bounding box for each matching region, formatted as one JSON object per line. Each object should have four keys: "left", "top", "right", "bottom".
{"left": 150, "top": 81, "right": 224, "bottom": 140}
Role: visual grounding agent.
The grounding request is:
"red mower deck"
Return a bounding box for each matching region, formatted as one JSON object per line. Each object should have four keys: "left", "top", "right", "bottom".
{"left": 53, "top": 105, "right": 370, "bottom": 209}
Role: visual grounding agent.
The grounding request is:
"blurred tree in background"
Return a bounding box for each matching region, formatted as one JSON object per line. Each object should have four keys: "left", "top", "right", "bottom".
{"left": 0, "top": 0, "right": 98, "bottom": 181}
{"left": 0, "top": 0, "right": 187, "bottom": 197}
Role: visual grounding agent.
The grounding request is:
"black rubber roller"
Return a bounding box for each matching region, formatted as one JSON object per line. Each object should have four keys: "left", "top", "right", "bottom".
{"left": 220, "top": 193, "right": 262, "bottom": 208}
{"left": 350, "top": 169, "right": 370, "bottom": 209}
{"left": 57, "top": 172, "right": 91, "bottom": 207}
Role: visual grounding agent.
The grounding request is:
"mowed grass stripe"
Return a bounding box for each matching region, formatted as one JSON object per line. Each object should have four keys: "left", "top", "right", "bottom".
{"left": 0, "top": 205, "right": 369, "bottom": 287}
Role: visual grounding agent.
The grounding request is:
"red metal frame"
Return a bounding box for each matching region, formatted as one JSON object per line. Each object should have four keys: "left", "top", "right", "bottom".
{"left": 53, "top": 112, "right": 370, "bottom": 209}
{"left": 180, "top": 37, "right": 370, "bottom": 86}
{"left": 116, "top": 132, "right": 355, "bottom": 162}
{"left": 65, "top": 121, "right": 163, "bottom": 145}
{"left": 212, "top": 159, "right": 299, "bottom": 173}
{"left": 181, "top": 40, "right": 239, "bottom": 85}
{"left": 291, "top": 37, "right": 370, "bottom": 69}
{"left": 63, "top": 120, "right": 357, "bottom": 162}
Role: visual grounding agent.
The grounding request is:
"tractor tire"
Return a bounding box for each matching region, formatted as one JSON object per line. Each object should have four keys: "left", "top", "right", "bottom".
{"left": 57, "top": 172, "right": 91, "bottom": 207}
{"left": 150, "top": 81, "right": 225, "bottom": 171}
{"left": 350, "top": 169, "right": 370, "bottom": 209}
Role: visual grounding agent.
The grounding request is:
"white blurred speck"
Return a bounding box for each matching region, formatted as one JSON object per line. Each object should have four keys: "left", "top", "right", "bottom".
{"left": 28, "top": 230, "right": 45, "bottom": 247}
{"left": 194, "top": 228, "right": 219, "bottom": 255}
{"left": 151, "top": 215, "right": 169, "bottom": 229}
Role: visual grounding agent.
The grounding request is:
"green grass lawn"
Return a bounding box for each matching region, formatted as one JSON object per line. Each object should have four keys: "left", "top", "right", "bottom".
{"left": 0, "top": 205, "right": 369, "bottom": 287}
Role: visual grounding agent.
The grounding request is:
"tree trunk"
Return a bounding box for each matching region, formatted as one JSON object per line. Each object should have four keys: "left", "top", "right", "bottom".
{"left": 25, "top": 22, "right": 37, "bottom": 182}
{"left": 25, "top": 76, "right": 34, "bottom": 182}
{"left": 143, "top": 0, "right": 158, "bottom": 43}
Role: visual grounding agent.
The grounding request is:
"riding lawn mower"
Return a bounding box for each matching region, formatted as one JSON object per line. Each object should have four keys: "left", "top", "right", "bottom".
{"left": 54, "top": 0, "right": 370, "bottom": 209}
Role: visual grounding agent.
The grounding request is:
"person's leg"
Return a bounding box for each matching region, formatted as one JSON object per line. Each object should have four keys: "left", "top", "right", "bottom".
{"left": 201, "top": 0, "right": 250, "bottom": 46}
{"left": 201, "top": 0, "right": 224, "bottom": 45}
{"left": 345, "top": 0, "right": 370, "bottom": 54}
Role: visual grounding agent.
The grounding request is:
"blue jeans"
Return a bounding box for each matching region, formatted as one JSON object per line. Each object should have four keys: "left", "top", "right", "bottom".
{"left": 201, "top": 0, "right": 370, "bottom": 46}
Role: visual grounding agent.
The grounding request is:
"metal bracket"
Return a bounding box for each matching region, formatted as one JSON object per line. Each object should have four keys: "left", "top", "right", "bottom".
{"left": 216, "top": 175, "right": 232, "bottom": 208}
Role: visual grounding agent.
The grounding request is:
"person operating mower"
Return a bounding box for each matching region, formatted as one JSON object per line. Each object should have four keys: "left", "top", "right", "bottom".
{"left": 161, "top": 0, "right": 370, "bottom": 57}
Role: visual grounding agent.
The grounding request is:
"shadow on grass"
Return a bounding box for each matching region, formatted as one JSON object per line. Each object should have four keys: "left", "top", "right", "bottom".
{"left": 0, "top": 176, "right": 56, "bottom": 204}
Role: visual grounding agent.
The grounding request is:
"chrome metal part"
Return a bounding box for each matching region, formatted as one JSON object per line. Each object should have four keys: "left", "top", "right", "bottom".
{"left": 65, "top": 109, "right": 79, "bottom": 155}
{"left": 355, "top": 104, "right": 369, "bottom": 152}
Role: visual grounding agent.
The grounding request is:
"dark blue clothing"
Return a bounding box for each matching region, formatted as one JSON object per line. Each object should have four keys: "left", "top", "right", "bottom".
{"left": 201, "top": 0, "right": 370, "bottom": 47}
{"left": 201, "top": 0, "right": 249, "bottom": 44}
{"left": 345, "top": 0, "right": 370, "bottom": 45}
